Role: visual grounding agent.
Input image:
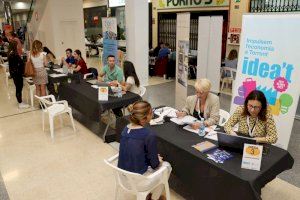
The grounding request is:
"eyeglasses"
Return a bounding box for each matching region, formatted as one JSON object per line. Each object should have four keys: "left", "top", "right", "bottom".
{"left": 247, "top": 104, "right": 261, "bottom": 111}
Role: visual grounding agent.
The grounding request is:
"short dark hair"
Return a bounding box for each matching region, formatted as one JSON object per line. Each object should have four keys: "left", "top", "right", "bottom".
{"left": 107, "top": 55, "right": 115, "bottom": 59}
{"left": 242, "top": 90, "right": 268, "bottom": 121}
{"left": 65, "top": 48, "right": 72, "bottom": 53}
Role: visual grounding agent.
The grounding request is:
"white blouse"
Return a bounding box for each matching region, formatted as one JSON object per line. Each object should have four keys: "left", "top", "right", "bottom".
{"left": 31, "top": 52, "right": 46, "bottom": 69}
{"left": 126, "top": 76, "right": 141, "bottom": 95}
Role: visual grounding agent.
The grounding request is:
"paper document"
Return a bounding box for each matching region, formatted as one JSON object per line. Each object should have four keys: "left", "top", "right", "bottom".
{"left": 204, "top": 131, "right": 218, "bottom": 141}
{"left": 53, "top": 68, "right": 64, "bottom": 73}
{"left": 183, "top": 125, "right": 199, "bottom": 134}
{"left": 154, "top": 107, "right": 178, "bottom": 118}
{"left": 171, "top": 115, "right": 197, "bottom": 125}
{"left": 49, "top": 74, "right": 67, "bottom": 78}
{"left": 150, "top": 117, "right": 164, "bottom": 126}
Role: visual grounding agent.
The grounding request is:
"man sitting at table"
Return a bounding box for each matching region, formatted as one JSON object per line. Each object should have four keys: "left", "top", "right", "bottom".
{"left": 99, "top": 55, "right": 124, "bottom": 86}
{"left": 61, "top": 48, "right": 75, "bottom": 67}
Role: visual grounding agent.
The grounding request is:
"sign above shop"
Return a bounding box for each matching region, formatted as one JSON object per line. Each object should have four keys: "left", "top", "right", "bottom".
{"left": 157, "top": 0, "right": 229, "bottom": 9}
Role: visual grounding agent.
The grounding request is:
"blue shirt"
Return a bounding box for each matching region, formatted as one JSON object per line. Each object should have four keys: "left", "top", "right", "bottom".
{"left": 118, "top": 126, "right": 159, "bottom": 174}
{"left": 65, "top": 56, "right": 75, "bottom": 65}
{"left": 158, "top": 47, "right": 170, "bottom": 59}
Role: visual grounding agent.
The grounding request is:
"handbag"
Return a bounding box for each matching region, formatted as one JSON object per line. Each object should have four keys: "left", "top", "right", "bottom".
{"left": 24, "top": 54, "right": 35, "bottom": 77}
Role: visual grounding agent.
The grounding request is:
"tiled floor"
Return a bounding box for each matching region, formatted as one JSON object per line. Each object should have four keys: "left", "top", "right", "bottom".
{"left": 0, "top": 67, "right": 300, "bottom": 199}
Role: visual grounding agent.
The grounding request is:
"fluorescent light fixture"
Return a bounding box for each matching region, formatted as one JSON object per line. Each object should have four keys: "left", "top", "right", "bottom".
{"left": 109, "top": 0, "right": 151, "bottom": 8}
{"left": 14, "top": 2, "right": 29, "bottom": 9}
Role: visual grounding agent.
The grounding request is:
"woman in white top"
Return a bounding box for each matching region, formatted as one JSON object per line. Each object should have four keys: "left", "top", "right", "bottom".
{"left": 29, "top": 40, "right": 48, "bottom": 96}
{"left": 119, "top": 60, "right": 141, "bottom": 95}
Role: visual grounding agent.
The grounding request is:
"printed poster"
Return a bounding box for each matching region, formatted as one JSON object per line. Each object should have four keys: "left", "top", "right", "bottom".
{"left": 102, "top": 17, "right": 118, "bottom": 65}
{"left": 177, "top": 40, "right": 189, "bottom": 87}
{"left": 231, "top": 14, "right": 300, "bottom": 149}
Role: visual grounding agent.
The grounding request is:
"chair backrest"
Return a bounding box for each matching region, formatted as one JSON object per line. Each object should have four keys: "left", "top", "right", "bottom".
{"left": 35, "top": 95, "right": 56, "bottom": 112}
{"left": 219, "top": 109, "right": 231, "bottom": 126}
{"left": 139, "top": 86, "right": 146, "bottom": 97}
{"left": 222, "top": 67, "right": 236, "bottom": 79}
{"left": 104, "top": 154, "right": 147, "bottom": 193}
{"left": 0, "top": 56, "right": 4, "bottom": 64}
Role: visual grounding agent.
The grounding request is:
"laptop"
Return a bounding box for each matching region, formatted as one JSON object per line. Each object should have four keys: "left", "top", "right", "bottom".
{"left": 217, "top": 132, "right": 256, "bottom": 151}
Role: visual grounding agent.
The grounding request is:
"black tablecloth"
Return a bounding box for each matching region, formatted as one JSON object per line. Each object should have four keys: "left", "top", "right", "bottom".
{"left": 47, "top": 69, "right": 81, "bottom": 84}
{"left": 116, "top": 119, "right": 294, "bottom": 200}
{"left": 58, "top": 81, "right": 142, "bottom": 121}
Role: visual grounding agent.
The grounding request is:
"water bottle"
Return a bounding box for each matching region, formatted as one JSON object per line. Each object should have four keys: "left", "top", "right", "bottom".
{"left": 198, "top": 118, "right": 205, "bottom": 137}
{"left": 117, "top": 86, "right": 122, "bottom": 98}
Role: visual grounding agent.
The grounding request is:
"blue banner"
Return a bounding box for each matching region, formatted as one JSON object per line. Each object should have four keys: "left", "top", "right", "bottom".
{"left": 102, "top": 39, "right": 118, "bottom": 66}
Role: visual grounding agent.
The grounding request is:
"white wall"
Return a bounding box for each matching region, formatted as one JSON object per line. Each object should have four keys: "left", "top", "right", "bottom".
{"left": 125, "top": 0, "right": 149, "bottom": 86}
{"left": 28, "top": 0, "right": 86, "bottom": 59}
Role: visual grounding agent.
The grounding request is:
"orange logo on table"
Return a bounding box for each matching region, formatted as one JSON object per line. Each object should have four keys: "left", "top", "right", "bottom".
{"left": 99, "top": 88, "right": 108, "bottom": 93}
{"left": 245, "top": 146, "right": 261, "bottom": 156}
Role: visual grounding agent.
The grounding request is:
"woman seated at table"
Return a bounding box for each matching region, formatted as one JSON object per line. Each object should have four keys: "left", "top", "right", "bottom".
{"left": 176, "top": 78, "right": 220, "bottom": 129}
{"left": 118, "top": 100, "right": 171, "bottom": 200}
{"left": 118, "top": 60, "right": 141, "bottom": 95}
{"left": 224, "top": 90, "right": 278, "bottom": 144}
{"left": 73, "top": 49, "right": 88, "bottom": 74}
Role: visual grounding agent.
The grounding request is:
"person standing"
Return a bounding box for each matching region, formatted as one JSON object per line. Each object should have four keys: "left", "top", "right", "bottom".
{"left": 8, "top": 41, "right": 29, "bottom": 109}
{"left": 29, "top": 40, "right": 48, "bottom": 97}
{"left": 6, "top": 31, "right": 23, "bottom": 56}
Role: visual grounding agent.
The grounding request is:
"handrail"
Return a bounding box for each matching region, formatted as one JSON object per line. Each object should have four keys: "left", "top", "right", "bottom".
{"left": 250, "top": 0, "right": 300, "bottom": 13}
{"left": 26, "top": 0, "right": 35, "bottom": 24}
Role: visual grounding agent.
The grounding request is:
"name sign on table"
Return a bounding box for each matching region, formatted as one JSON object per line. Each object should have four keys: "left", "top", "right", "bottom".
{"left": 98, "top": 87, "right": 108, "bottom": 101}
{"left": 241, "top": 144, "right": 263, "bottom": 171}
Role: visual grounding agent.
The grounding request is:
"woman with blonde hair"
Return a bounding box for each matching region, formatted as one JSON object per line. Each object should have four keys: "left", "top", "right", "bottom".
{"left": 176, "top": 78, "right": 220, "bottom": 129}
{"left": 118, "top": 100, "right": 171, "bottom": 200}
{"left": 29, "top": 40, "right": 48, "bottom": 96}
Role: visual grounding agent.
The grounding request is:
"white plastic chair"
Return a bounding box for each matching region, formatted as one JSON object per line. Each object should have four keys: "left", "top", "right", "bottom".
{"left": 220, "top": 67, "right": 237, "bottom": 92}
{"left": 104, "top": 154, "right": 171, "bottom": 200}
{"left": 24, "top": 77, "right": 36, "bottom": 107}
{"left": 219, "top": 109, "right": 230, "bottom": 126}
{"left": 140, "top": 86, "right": 146, "bottom": 98}
{"left": 83, "top": 73, "right": 93, "bottom": 79}
{"left": 35, "top": 95, "right": 76, "bottom": 139}
{"left": 98, "top": 47, "right": 103, "bottom": 61}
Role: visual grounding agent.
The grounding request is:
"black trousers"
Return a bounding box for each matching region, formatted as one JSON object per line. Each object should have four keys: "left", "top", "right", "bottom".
{"left": 12, "top": 73, "right": 24, "bottom": 103}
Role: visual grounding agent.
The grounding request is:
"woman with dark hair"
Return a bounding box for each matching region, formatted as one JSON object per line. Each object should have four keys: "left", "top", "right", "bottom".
{"left": 43, "top": 46, "right": 56, "bottom": 63}
{"left": 119, "top": 60, "right": 141, "bottom": 95}
{"left": 8, "top": 41, "right": 29, "bottom": 108}
{"left": 224, "top": 90, "right": 278, "bottom": 144}
{"left": 225, "top": 49, "right": 238, "bottom": 69}
{"left": 73, "top": 49, "right": 88, "bottom": 74}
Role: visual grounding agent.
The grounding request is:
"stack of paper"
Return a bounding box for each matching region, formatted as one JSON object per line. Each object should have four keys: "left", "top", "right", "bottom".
{"left": 49, "top": 74, "right": 67, "bottom": 78}
{"left": 154, "top": 107, "right": 178, "bottom": 118}
{"left": 171, "top": 115, "right": 197, "bottom": 125}
{"left": 54, "top": 68, "right": 64, "bottom": 73}
{"left": 204, "top": 131, "right": 218, "bottom": 141}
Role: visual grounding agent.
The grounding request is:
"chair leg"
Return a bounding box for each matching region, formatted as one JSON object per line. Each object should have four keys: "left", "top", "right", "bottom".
{"left": 49, "top": 115, "right": 54, "bottom": 139}
{"left": 42, "top": 112, "right": 45, "bottom": 132}
{"left": 164, "top": 181, "right": 171, "bottom": 200}
{"left": 69, "top": 111, "right": 76, "bottom": 132}
{"left": 137, "top": 192, "right": 149, "bottom": 200}
{"left": 221, "top": 80, "right": 225, "bottom": 92}
{"left": 114, "top": 184, "right": 120, "bottom": 200}
{"left": 59, "top": 115, "right": 64, "bottom": 128}
{"left": 30, "top": 88, "right": 34, "bottom": 107}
